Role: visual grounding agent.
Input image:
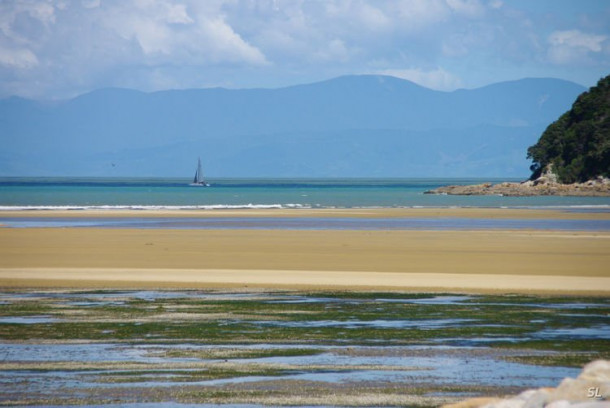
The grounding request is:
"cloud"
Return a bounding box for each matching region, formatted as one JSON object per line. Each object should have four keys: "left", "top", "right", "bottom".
{"left": 165, "top": 3, "right": 193, "bottom": 24}
{"left": 0, "top": 1, "right": 56, "bottom": 45}
{"left": 0, "top": 45, "right": 38, "bottom": 69}
{"left": 313, "top": 38, "right": 352, "bottom": 62}
{"left": 441, "top": 23, "right": 496, "bottom": 58}
{"left": 81, "top": 0, "right": 100, "bottom": 9}
{"left": 0, "top": 1, "right": 55, "bottom": 72}
{"left": 0, "top": 0, "right": 608, "bottom": 99}
{"left": 391, "top": 0, "right": 451, "bottom": 29}
{"left": 377, "top": 67, "right": 463, "bottom": 91}
{"left": 547, "top": 29, "right": 608, "bottom": 64}
{"left": 489, "top": 0, "right": 503, "bottom": 10}
{"left": 197, "top": 16, "right": 268, "bottom": 65}
{"left": 106, "top": 1, "right": 267, "bottom": 64}
{"left": 0, "top": 1, "right": 272, "bottom": 97}
{"left": 446, "top": 0, "right": 485, "bottom": 18}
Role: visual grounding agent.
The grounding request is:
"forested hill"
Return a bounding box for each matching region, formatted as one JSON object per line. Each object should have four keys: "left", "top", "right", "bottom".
{"left": 528, "top": 75, "right": 610, "bottom": 183}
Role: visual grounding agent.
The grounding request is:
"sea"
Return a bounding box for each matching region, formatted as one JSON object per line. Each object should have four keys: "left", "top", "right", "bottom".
{"left": 1, "top": 177, "right": 610, "bottom": 210}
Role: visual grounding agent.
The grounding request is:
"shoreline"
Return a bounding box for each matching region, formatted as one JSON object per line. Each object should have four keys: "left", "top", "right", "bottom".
{"left": 425, "top": 178, "right": 610, "bottom": 197}
{"left": 1, "top": 268, "right": 609, "bottom": 295}
{"left": 1, "top": 206, "right": 610, "bottom": 220}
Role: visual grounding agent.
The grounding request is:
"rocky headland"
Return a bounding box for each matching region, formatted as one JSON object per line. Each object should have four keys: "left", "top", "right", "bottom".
{"left": 430, "top": 75, "right": 610, "bottom": 198}
{"left": 425, "top": 176, "right": 610, "bottom": 197}
{"left": 443, "top": 359, "right": 609, "bottom": 408}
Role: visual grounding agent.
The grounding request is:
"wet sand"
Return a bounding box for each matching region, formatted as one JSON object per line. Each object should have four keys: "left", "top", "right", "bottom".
{"left": 1, "top": 267, "right": 609, "bottom": 295}
{"left": 1, "top": 208, "right": 609, "bottom": 294}
{"left": 2, "top": 207, "right": 610, "bottom": 219}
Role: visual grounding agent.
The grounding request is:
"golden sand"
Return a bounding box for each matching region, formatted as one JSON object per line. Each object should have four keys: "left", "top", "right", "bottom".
{"left": 1, "top": 209, "right": 609, "bottom": 294}
{"left": 1, "top": 268, "right": 609, "bottom": 295}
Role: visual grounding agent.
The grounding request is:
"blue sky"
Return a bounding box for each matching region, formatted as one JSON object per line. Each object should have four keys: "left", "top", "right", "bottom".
{"left": 0, "top": 0, "right": 609, "bottom": 99}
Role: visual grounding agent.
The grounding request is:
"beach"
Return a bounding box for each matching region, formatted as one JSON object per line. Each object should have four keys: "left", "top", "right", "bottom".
{"left": 1, "top": 208, "right": 609, "bottom": 295}
{"left": 2, "top": 207, "right": 609, "bottom": 407}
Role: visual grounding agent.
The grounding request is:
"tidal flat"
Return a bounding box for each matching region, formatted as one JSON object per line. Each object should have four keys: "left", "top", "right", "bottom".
{"left": 0, "top": 289, "right": 608, "bottom": 407}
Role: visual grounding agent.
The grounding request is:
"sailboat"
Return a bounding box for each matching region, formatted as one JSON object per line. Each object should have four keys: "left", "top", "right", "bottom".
{"left": 190, "top": 157, "right": 210, "bottom": 187}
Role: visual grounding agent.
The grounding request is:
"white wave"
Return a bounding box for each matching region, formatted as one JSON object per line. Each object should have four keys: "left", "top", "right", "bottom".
{"left": 1, "top": 203, "right": 608, "bottom": 211}
{"left": 0, "top": 203, "right": 312, "bottom": 211}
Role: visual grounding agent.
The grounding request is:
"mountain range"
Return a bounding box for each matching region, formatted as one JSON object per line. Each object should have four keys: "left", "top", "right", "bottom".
{"left": 0, "top": 75, "right": 586, "bottom": 178}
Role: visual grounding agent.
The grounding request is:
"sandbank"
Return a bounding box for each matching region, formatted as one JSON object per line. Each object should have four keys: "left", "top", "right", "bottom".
{"left": 1, "top": 227, "right": 608, "bottom": 294}
{"left": 0, "top": 268, "right": 608, "bottom": 295}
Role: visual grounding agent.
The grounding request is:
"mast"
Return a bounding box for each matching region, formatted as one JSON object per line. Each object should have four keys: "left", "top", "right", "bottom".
{"left": 196, "top": 157, "right": 203, "bottom": 183}
{"left": 190, "top": 157, "right": 208, "bottom": 186}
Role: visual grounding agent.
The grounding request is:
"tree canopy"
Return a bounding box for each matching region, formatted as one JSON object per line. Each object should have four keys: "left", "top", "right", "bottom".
{"left": 527, "top": 75, "right": 610, "bottom": 183}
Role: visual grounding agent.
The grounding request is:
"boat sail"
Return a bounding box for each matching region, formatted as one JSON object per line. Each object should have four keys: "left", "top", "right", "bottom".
{"left": 190, "top": 157, "right": 210, "bottom": 187}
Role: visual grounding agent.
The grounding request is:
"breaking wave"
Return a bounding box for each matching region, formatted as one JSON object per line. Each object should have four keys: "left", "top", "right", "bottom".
{"left": 0, "top": 204, "right": 311, "bottom": 211}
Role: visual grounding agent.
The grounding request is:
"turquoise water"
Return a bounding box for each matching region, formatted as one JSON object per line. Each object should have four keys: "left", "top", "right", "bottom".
{"left": 1, "top": 177, "right": 609, "bottom": 209}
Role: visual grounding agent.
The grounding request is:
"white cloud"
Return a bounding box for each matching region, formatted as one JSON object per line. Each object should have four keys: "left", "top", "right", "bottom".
{"left": 0, "top": 1, "right": 56, "bottom": 45}
{"left": 0, "top": 45, "right": 38, "bottom": 69}
{"left": 489, "top": 0, "right": 503, "bottom": 9}
{"left": 0, "top": 0, "right": 608, "bottom": 99}
{"left": 313, "top": 38, "right": 352, "bottom": 62}
{"left": 550, "top": 30, "right": 605, "bottom": 52}
{"left": 103, "top": 1, "right": 267, "bottom": 64}
{"left": 358, "top": 4, "right": 391, "bottom": 32}
{"left": 324, "top": 2, "right": 391, "bottom": 32}
{"left": 548, "top": 29, "right": 608, "bottom": 64}
{"left": 392, "top": 0, "right": 451, "bottom": 30}
{"left": 128, "top": 18, "right": 173, "bottom": 55}
{"left": 377, "top": 67, "right": 463, "bottom": 91}
{"left": 441, "top": 21, "right": 497, "bottom": 58}
{"left": 166, "top": 3, "right": 193, "bottom": 24}
{"left": 198, "top": 16, "right": 268, "bottom": 65}
{"left": 0, "top": 0, "right": 273, "bottom": 98}
{"left": 23, "top": 1, "right": 56, "bottom": 25}
{"left": 446, "top": 0, "right": 485, "bottom": 17}
{"left": 81, "top": 0, "right": 100, "bottom": 9}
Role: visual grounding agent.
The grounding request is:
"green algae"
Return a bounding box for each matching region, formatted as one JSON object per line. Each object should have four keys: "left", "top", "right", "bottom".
{"left": 505, "top": 352, "right": 610, "bottom": 368}
{"left": 93, "top": 367, "right": 290, "bottom": 383}
{"left": 1, "top": 288, "right": 605, "bottom": 408}
{"left": 0, "top": 290, "right": 607, "bottom": 357}
{"left": 157, "top": 347, "right": 323, "bottom": 360}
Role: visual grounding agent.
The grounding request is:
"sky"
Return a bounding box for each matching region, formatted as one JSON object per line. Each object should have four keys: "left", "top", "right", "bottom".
{"left": 0, "top": 0, "right": 609, "bottom": 100}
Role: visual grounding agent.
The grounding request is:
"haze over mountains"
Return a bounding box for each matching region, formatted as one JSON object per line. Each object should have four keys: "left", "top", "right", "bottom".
{"left": 0, "top": 75, "right": 586, "bottom": 178}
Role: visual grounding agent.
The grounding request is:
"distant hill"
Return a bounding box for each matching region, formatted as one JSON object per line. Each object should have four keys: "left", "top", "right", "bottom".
{"left": 527, "top": 75, "right": 610, "bottom": 183}
{"left": 0, "top": 75, "right": 586, "bottom": 177}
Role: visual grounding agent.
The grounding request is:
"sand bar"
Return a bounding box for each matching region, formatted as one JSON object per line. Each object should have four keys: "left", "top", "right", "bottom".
{"left": 1, "top": 224, "right": 609, "bottom": 294}
{"left": 1, "top": 268, "right": 609, "bottom": 295}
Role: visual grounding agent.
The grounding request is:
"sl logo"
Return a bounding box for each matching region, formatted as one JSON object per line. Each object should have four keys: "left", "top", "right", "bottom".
{"left": 587, "top": 387, "right": 603, "bottom": 399}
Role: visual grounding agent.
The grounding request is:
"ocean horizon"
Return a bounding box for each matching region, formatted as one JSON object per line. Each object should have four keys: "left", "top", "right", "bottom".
{"left": 1, "top": 176, "right": 610, "bottom": 210}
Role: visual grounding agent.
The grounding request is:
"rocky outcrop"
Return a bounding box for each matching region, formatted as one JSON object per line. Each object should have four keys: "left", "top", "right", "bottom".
{"left": 443, "top": 360, "right": 609, "bottom": 408}
{"left": 424, "top": 177, "right": 610, "bottom": 197}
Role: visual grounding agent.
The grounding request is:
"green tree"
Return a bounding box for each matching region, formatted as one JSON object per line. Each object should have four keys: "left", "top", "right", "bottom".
{"left": 527, "top": 75, "right": 610, "bottom": 183}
